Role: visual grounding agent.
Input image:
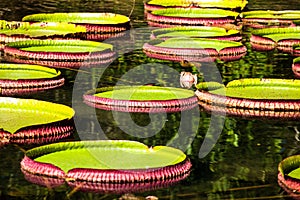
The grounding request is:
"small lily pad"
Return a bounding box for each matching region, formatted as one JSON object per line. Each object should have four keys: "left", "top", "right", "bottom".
{"left": 278, "top": 155, "right": 300, "bottom": 194}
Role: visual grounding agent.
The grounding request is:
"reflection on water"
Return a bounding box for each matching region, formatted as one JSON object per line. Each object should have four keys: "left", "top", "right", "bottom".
{"left": 1, "top": 0, "right": 300, "bottom": 199}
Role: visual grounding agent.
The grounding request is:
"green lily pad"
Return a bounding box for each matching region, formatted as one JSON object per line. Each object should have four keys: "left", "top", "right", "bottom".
{"left": 279, "top": 155, "right": 300, "bottom": 180}
{"left": 0, "top": 97, "right": 74, "bottom": 133}
{"left": 146, "top": 0, "right": 248, "bottom": 10}
{"left": 94, "top": 86, "right": 195, "bottom": 101}
{"left": 0, "top": 22, "right": 86, "bottom": 37}
{"left": 21, "top": 140, "right": 191, "bottom": 183}
{"left": 31, "top": 140, "right": 186, "bottom": 172}
{"left": 22, "top": 13, "right": 130, "bottom": 25}
{"left": 152, "top": 8, "right": 239, "bottom": 18}
{"left": 6, "top": 39, "right": 112, "bottom": 53}
{"left": 153, "top": 38, "right": 243, "bottom": 52}
{"left": 151, "top": 26, "right": 240, "bottom": 39}
{"left": 0, "top": 63, "right": 60, "bottom": 80}
{"left": 242, "top": 10, "right": 300, "bottom": 19}
{"left": 200, "top": 78, "right": 300, "bottom": 99}
{"left": 252, "top": 27, "right": 300, "bottom": 42}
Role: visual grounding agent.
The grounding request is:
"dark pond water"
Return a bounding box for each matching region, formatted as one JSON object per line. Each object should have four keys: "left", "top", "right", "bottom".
{"left": 1, "top": 0, "right": 300, "bottom": 199}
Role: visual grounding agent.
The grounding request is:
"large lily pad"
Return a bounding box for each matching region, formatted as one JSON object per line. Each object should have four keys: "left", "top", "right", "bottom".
{"left": 146, "top": 8, "right": 239, "bottom": 27}
{"left": 250, "top": 27, "right": 300, "bottom": 52}
{"left": 0, "top": 97, "right": 74, "bottom": 145}
{"left": 145, "top": 0, "right": 248, "bottom": 11}
{"left": 196, "top": 79, "right": 300, "bottom": 119}
{"left": 22, "top": 13, "right": 130, "bottom": 33}
{"left": 0, "top": 22, "right": 86, "bottom": 37}
{"left": 150, "top": 26, "right": 241, "bottom": 41}
{"left": 21, "top": 140, "right": 192, "bottom": 183}
{"left": 0, "top": 63, "right": 64, "bottom": 95}
{"left": 143, "top": 38, "right": 247, "bottom": 62}
{"left": 83, "top": 85, "right": 198, "bottom": 112}
{"left": 196, "top": 78, "right": 300, "bottom": 109}
{"left": 242, "top": 10, "right": 300, "bottom": 28}
{"left": 3, "top": 39, "right": 116, "bottom": 68}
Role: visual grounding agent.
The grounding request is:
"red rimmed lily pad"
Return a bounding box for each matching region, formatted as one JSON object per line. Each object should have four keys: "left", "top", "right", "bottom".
{"left": 144, "top": 0, "right": 248, "bottom": 12}
{"left": 278, "top": 155, "right": 300, "bottom": 199}
{"left": 146, "top": 8, "right": 240, "bottom": 27}
{"left": 242, "top": 10, "right": 300, "bottom": 29}
{"left": 293, "top": 57, "right": 300, "bottom": 78}
{"left": 150, "top": 26, "right": 242, "bottom": 41}
{"left": 143, "top": 38, "right": 247, "bottom": 62}
{"left": 0, "top": 22, "right": 86, "bottom": 50}
{"left": 0, "top": 63, "right": 64, "bottom": 96}
{"left": 22, "top": 13, "right": 130, "bottom": 33}
{"left": 83, "top": 86, "right": 198, "bottom": 113}
{"left": 195, "top": 79, "right": 300, "bottom": 118}
{"left": 3, "top": 39, "right": 116, "bottom": 68}
{"left": 20, "top": 140, "right": 192, "bottom": 185}
{"left": 250, "top": 27, "right": 300, "bottom": 52}
{"left": 0, "top": 97, "right": 75, "bottom": 145}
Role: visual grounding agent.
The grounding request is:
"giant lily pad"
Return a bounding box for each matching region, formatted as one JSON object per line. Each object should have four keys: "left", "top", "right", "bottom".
{"left": 0, "top": 97, "right": 74, "bottom": 145}
{"left": 3, "top": 39, "right": 116, "bottom": 68}
{"left": 150, "top": 26, "right": 242, "bottom": 41}
{"left": 278, "top": 155, "right": 300, "bottom": 198}
{"left": 22, "top": 13, "right": 130, "bottom": 33}
{"left": 250, "top": 27, "right": 300, "bottom": 52}
{"left": 144, "top": 0, "right": 248, "bottom": 12}
{"left": 146, "top": 8, "right": 240, "bottom": 27}
{"left": 83, "top": 85, "right": 198, "bottom": 113}
{"left": 0, "top": 63, "right": 64, "bottom": 95}
{"left": 196, "top": 78, "right": 300, "bottom": 118}
{"left": 143, "top": 38, "right": 247, "bottom": 62}
{"left": 21, "top": 140, "right": 192, "bottom": 184}
{"left": 242, "top": 10, "right": 300, "bottom": 28}
{"left": 0, "top": 22, "right": 86, "bottom": 50}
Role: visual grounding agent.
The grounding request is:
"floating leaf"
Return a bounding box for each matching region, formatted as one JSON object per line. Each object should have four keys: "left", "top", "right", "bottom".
{"left": 0, "top": 63, "right": 64, "bottom": 95}
{"left": 151, "top": 26, "right": 241, "bottom": 41}
{"left": 147, "top": 8, "right": 239, "bottom": 27}
{"left": 4, "top": 39, "right": 115, "bottom": 66}
{"left": 83, "top": 86, "right": 198, "bottom": 113}
{"left": 145, "top": 0, "right": 248, "bottom": 11}
{"left": 278, "top": 155, "right": 300, "bottom": 195}
{"left": 21, "top": 140, "right": 192, "bottom": 183}
{"left": 22, "top": 13, "right": 130, "bottom": 33}
{"left": 143, "top": 38, "right": 247, "bottom": 62}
